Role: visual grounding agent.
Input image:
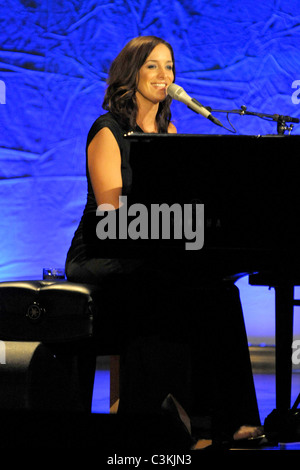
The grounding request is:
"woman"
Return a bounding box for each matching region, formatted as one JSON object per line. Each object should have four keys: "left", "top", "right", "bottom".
{"left": 65, "top": 36, "right": 176, "bottom": 284}
{"left": 65, "top": 36, "right": 263, "bottom": 445}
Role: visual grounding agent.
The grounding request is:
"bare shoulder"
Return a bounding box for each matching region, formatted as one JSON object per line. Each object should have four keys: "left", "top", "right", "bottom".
{"left": 88, "top": 126, "right": 118, "bottom": 152}
{"left": 87, "top": 126, "right": 122, "bottom": 207}
{"left": 88, "top": 126, "right": 121, "bottom": 174}
{"left": 168, "top": 122, "right": 177, "bottom": 134}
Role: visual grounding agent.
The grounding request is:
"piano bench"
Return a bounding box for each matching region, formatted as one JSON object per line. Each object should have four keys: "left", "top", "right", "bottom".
{"left": 0, "top": 280, "right": 121, "bottom": 412}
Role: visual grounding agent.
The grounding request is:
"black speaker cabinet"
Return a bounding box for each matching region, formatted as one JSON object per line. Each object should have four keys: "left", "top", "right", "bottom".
{"left": 0, "top": 341, "right": 87, "bottom": 411}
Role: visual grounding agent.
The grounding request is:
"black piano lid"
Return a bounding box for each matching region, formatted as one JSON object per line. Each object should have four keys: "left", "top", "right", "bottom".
{"left": 124, "top": 133, "right": 300, "bottom": 254}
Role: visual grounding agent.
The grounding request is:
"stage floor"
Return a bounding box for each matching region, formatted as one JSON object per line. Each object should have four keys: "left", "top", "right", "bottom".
{"left": 91, "top": 348, "right": 300, "bottom": 452}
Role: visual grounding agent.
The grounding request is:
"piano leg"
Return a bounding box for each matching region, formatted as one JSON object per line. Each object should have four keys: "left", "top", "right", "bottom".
{"left": 267, "top": 282, "right": 300, "bottom": 443}
{"left": 274, "top": 283, "right": 294, "bottom": 412}
{"left": 249, "top": 273, "right": 300, "bottom": 442}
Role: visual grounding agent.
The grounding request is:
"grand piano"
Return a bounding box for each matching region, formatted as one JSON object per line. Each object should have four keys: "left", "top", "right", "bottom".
{"left": 125, "top": 133, "right": 300, "bottom": 438}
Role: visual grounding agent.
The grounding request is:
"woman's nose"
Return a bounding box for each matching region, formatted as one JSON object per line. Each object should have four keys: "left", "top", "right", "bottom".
{"left": 157, "top": 66, "right": 167, "bottom": 78}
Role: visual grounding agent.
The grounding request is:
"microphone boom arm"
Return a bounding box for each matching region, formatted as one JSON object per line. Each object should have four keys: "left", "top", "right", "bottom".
{"left": 206, "top": 105, "right": 299, "bottom": 135}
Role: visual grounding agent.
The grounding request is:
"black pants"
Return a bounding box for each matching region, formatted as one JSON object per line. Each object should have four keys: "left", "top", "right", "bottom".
{"left": 66, "top": 257, "right": 261, "bottom": 436}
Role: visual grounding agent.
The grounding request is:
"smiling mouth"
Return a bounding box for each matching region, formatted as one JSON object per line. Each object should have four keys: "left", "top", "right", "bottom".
{"left": 151, "top": 83, "right": 167, "bottom": 88}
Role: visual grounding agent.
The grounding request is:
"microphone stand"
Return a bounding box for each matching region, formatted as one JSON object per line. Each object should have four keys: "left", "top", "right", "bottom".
{"left": 207, "top": 105, "right": 298, "bottom": 135}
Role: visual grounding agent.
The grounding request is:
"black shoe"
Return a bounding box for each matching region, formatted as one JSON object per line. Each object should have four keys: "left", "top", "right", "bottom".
{"left": 161, "top": 394, "right": 195, "bottom": 449}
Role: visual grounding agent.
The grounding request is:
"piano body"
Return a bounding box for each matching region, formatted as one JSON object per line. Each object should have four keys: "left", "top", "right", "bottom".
{"left": 125, "top": 133, "right": 300, "bottom": 436}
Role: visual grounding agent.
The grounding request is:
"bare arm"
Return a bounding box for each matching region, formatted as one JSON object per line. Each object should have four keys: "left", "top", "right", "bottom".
{"left": 88, "top": 122, "right": 176, "bottom": 210}
{"left": 87, "top": 127, "right": 122, "bottom": 209}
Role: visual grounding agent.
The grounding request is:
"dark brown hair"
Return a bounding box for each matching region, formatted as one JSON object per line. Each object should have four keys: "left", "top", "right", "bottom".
{"left": 102, "top": 36, "right": 175, "bottom": 133}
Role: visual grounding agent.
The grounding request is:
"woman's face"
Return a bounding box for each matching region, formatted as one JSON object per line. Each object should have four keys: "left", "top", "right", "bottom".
{"left": 136, "top": 43, "right": 174, "bottom": 106}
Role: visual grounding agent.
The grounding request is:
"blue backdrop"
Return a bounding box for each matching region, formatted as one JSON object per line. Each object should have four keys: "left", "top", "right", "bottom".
{"left": 1, "top": 0, "right": 300, "bottom": 342}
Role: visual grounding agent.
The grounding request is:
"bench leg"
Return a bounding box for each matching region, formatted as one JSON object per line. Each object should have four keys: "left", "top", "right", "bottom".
{"left": 110, "top": 355, "right": 120, "bottom": 412}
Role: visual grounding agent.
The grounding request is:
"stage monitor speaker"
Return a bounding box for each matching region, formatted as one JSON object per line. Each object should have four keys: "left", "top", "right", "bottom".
{"left": 0, "top": 341, "right": 84, "bottom": 411}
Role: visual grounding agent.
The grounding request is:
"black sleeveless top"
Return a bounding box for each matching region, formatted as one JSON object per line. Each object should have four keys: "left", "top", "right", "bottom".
{"left": 66, "top": 112, "right": 137, "bottom": 264}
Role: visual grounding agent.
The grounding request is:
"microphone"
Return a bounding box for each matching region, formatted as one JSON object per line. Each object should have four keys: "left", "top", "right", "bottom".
{"left": 272, "top": 114, "right": 300, "bottom": 124}
{"left": 167, "top": 83, "right": 223, "bottom": 128}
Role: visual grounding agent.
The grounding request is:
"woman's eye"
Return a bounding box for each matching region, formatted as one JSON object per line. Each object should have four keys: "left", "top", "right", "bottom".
{"left": 146, "top": 64, "right": 173, "bottom": 71}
